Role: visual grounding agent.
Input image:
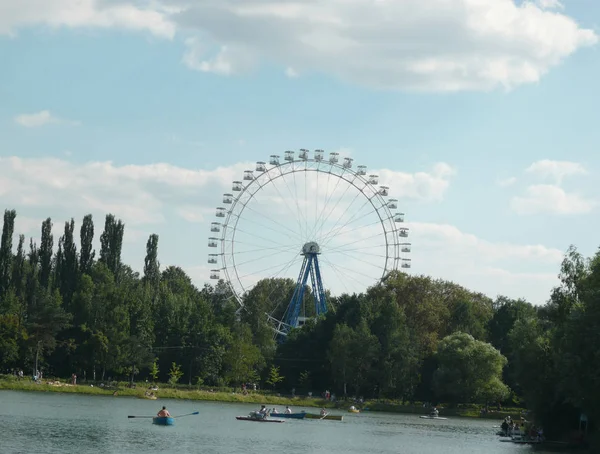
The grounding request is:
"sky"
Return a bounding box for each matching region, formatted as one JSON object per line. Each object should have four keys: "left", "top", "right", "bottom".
{"left": 1, "top": 0, "right": 599, "bottom": 307}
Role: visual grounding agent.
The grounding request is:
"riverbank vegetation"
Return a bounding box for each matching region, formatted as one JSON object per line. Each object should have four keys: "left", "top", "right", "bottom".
{"left": 0, "top": 209, "right": 598, "bottom": 446}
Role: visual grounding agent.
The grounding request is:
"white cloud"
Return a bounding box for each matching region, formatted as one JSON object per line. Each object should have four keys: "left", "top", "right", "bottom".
{"left": 14, "top": 110, "right": 78, "bottom": 127}
{"left": 510, "top": 184, "right": 595, "bottom": 215}
{"left": 1, "top": 1, "right": 595, "bottom": 92}
{"left": 497, "top": 176, "right": 517, "bottom": 187}
{"left": 409, "top": 221, "right": 563, "bottom": 303}
{"left": 169, "top": 0, "right": 597, "bottom": 91}
{"left": 285, "top": 67, "right": 298, "bottom": 78}
{"left": 525, "top": 159, "right": 587, "bottom": 184}
{"left": 378, "top": 162, "right": 455, "bottom": 202}
{"left": 536, "top": 0, "right": 564, "bottom": 10}
{"left": 0, "top": 0, "right": 176, "bottom": 38}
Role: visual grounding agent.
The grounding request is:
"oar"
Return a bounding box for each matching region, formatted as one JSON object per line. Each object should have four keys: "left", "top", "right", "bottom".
{"left": 128, "top": 415, "right": 154, "bottom": 419}
{"left": 174, "top": 411, "right": 199, "bottom": 418}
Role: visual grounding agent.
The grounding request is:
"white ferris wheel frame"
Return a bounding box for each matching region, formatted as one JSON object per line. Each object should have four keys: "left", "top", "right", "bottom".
{"left": 210, "top": 151, "right": 410, "bottom": 308}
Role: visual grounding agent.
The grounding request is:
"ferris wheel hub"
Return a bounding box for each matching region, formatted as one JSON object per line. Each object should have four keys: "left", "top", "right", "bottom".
{"left": 301, "top": 242, "right": 321, "bottom": 255}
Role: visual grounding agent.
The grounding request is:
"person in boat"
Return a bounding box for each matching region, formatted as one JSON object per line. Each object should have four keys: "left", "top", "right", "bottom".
{"left": 252, "top": 405, "right": 268, "bottom": 420}
{"left": 349, "top": 405, "right": 356, "bottom": 411}
{"left": 271, "top": 407, "right": 278, "bottom": 414}
{"left": 320, "top": 408, "right": 327, "bottom": 416}
{"left": 285, "top": 406, "right": 292, "bottom": 414}
{"left": 157, "top": 406, "right": 171, "bottom": 417}
{"left": 430, "top": 407, "right": 439, "bottom": 417}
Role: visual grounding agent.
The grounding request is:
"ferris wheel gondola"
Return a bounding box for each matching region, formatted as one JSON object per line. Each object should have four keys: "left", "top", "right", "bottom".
{"left": 208, "top": 149, "right": 411, "bottom": 338}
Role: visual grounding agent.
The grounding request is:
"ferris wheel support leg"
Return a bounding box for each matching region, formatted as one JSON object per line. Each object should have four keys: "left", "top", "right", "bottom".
{"left": 286, "top": 256, "right": 311, "bottom": 331}
{"left": 312, "top": 255, "right": 327, "bottom": 316}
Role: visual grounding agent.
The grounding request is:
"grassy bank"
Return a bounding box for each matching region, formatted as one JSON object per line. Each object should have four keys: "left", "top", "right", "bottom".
{"left": 0, "top": 377, "right": 521, "bottom": 419}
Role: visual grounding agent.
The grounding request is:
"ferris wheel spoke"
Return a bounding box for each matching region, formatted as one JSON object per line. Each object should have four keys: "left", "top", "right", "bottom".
{"left": 312, "top": 167, "right": 348, "bottom": 242}
{"left": 326, "top": 248, "right": 388, "bottom": 260}
{"left": 325, "top": 230, "right": 388, "bottom": 253}
{"left": 319, "top": 190, "right": 386, "bottom": 248}
{"left": 312, "top": 172, "right": 357, "bottom": 245}
{"left": 320, "top": 217, "right": 387, "bottom": 250}
{"left": 236, "top": 255, "right": 304, "bottom": 281}
{"left": 324, "top": 248, "right": 387, "bottom": 273}
{"left": 277, "top": 165, "right": 309, "bottom": 242}
{"left": 319, "top": 256, "right": 375, "bottom": 291}
{"left": 233, "top": 226, "right": 297, "bottom": 250}
{"left": 227, "top": 242, "right": 299, "bottom": 255}
{"left": 238, "top": 201, "right": 303, "bottom": 242}
{"left": 317, "top": 185, "right": 372, "bottom": 246}
{"left": 310, "top": 166, "right": 336, "bottom": 240}
{"left": 325, "top": 243, "right": 391, "bottom": 255}
{"left": 233, "top": 245, "right": 300, "bottom": 269}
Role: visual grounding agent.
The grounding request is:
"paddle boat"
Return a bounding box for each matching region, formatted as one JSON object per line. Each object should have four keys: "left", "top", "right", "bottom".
{"left": 303, "top": 413, "right": 343, "bottom": 421}
{"left": 236, "top": 416, "right": 285, "bottom": 423}
{"left": 348, "top": 406, "right": 360, "bottom": 413}
{"left": 152, "top": 416, "right": 174, "bottom": 426}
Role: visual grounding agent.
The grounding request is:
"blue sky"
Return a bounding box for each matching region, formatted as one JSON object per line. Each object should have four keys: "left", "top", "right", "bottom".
{"left": 1, "top": 0, "right": 599, "bottom": 305}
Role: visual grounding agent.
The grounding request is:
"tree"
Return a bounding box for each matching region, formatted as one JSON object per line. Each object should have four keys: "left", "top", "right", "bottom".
{"left": 223, "top": 323, "right": 264, "bottom": 386}
{"left": 266, "top": 365, "right": 284, "bottom": 389}
{"left": 0, "top": 209, "right": 16, "bottom": 295}
{"left": 168, "top": 362, "right": 184, "bottom": 385}
{"left": 38, "top": 218, "right": 54, "bottom": 289}
{"left": 150, "top": 359, "right": 160, "bottom": 382}
{"left": 56, "top": 219, "right": 79, "bottom": 308}
{"left": 433, "top": 332, "right": 509, "bottom": 404}
{"left": 99, "top": 214, "right": 124, "bottom": 277}
{"left": 79, "top": 214, "right": 95, "bottom": 275}
{"left": 143, "top": 234, "right": 160, "bottom": 286}
{"left": 328, "top": 321, "right": 380, "bottom": 396}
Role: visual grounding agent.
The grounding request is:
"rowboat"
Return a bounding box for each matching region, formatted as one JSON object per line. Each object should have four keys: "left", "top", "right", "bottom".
{"left": 348, "top": 409, "right": 360, "bottom": 413}
{"left": 420, "top": 415, "right": 447, "bottom": 420}
{"left": 274, "top": 413, "right": 306, "bottom": 419}
{"left": 304, "top": 413, "right": 344, "bottom": 421}
{"left": 236, "top": 416, "right": 285, "bottom": 423}
{"left": 152, "top": 416, "right": 174, "bottom": 426}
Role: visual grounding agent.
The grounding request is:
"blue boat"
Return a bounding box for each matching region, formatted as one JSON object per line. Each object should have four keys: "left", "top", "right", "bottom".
{"left": 152, "top": 416, "right": 174, "bottom": 426}
{"left": 275, "top": 412, "right": 306, "bottom": 419}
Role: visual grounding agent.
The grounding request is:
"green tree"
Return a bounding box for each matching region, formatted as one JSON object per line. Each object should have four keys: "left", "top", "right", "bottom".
{"left": 168, "top": 362, "right": 184, "bottom": 385}
{"left": 79, "top": 214, "right": 95, "bottom": 275}
{"left": 143, "top": 234, "right": 160, "bottom": 287}
{"left": 150, "top": 359, "right": 160, "bottom": 381}
{"left": 266, "top": 365, "right": 284, "bottom": 389}
{"left": 223, "top": 323, "right": 264, "bottom": 386}
{"left": 0, "top": 209, "right": 16, "bottom": 295}
{"left": 433, "top": 332, "right": 509, "bottom": 404}
{"left": 99, "top": 214, "right": 124, "bottom": 278}
{"left": 38, "top": 218, "right": 54, "bottom": 289}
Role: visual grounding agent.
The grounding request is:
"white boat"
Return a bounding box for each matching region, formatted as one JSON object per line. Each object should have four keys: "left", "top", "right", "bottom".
{"left": 419, "top": 415, "right": 447, "bottom": 420}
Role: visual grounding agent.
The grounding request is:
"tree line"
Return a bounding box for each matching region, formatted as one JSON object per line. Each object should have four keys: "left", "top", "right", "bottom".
{"left": 0, "top": 208, "right": 598, "bottom": 443}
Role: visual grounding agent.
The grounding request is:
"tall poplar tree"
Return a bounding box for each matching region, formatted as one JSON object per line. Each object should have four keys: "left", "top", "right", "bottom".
{"left": 0, "top": 209, "right": 16, "bottom": 295}
{"left": 39, "top": 218, "right": 54, "bottom": 289}
{"left": 143, "top": 234, "right": 160, "bottom": 287}
{"left": 79, "top": 214, "right": 95, "bottom": 275}
{"left": 99, "top": 214, "right": 124, "bottom": 277}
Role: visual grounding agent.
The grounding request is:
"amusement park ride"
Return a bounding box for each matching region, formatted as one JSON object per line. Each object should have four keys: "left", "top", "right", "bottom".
{"left": 208, "top": 149, "right": 411, "bottom": 340}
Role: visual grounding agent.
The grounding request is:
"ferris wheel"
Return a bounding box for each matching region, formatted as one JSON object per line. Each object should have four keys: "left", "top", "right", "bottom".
{"left": 208, "top": 149, "right": 411, "bottom": 337}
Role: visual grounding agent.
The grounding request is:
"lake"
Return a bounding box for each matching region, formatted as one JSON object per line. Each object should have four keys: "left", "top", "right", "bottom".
{"left": 1, "top": 390, "right": 559, "bottom": 453}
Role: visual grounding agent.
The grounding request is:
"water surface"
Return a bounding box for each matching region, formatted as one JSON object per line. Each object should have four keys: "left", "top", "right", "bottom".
{"left": 1, "top": 390, "right": 555, "bottom": 453}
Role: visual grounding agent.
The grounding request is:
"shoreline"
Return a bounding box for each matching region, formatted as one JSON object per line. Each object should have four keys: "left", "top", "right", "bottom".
{"left": 0, "top": 378, "right": 521, "bottom": 420}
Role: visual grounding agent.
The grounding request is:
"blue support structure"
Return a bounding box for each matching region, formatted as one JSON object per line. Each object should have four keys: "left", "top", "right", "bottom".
{"left": 281, "top": 242, "right": 327, "bottom": 337}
